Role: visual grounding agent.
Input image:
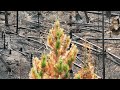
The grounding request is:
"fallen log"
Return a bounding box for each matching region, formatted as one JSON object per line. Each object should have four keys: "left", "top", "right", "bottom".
{"left": 11, "top": 48, "right": 29, "bottom": 57}
{"left": 86, "top": 11, "right": 119, "bottom": 17}
{"left": 72, "top": 33, "right": 120, "bottom": 63}
{"left": 76, "top": 56, "right": 85, "bottom": 64}
{"left": 16, "top": 34, "right": 44, "bottom": 45}
{"left": 72, "top": 41, "right": 101, "bottom": 53}
{"left": 73, "top": 62, "right": 82, "bottom": 68}
{"left": 87, "top": 38, "right": 120, "bottom": 40}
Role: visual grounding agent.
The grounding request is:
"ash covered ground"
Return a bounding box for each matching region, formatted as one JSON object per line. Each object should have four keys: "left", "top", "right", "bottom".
{"left": 0, "top": 11, "right": 120, "bottom": 79}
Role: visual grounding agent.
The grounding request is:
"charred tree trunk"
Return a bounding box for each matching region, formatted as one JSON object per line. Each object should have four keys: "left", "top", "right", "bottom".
{"left": 84, "top": 11, "right": 89, "bottom": 23}
{"left": 38, "top": 11, "right": 40, "bottom": 28}
{"left": 3, "top": 33, "right": 6, "bottom": 49}
{"left": 75, "top": 11, "right": 82, "bottom": 21}
{"left": 16, "top": 11, "right": 18, "bottom": 34}
{"left": 68, "top": 14, "right": 72, "bottom": 26}
{"left": 106, "top": 11, "right": 111, "bottom": 18}
{"left": 5, "top": 11, "right": 8, "bottom": 26}
{"left": 69, "top": 14, "right": 72, "bottom": 49}
{"left": 102, "top": 11, "right": 105, "bottom": 79}
{"left": 30, "top": 53, "right": 33, "bottom": 67}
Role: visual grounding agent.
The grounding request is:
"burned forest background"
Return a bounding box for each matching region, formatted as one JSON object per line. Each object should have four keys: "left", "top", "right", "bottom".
{"left": 0, "top": 11, "right": 120, "bottom": 79}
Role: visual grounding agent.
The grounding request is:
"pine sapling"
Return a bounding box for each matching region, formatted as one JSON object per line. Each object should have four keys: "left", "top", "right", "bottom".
{"left": 29, "top": 20, "right": 78, "bottom": 79}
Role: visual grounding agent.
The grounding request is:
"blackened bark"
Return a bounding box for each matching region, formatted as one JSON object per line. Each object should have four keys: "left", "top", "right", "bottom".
{"left": 16, "top": 11, "right": 18, "bottom": 34}
{"left": 5, "top": 11, "right": 8, "bottom": 26}
{"left": 84, "top": 11, "right": 89, "bottom": 23}
{"left": 106, "top": 11, "right": 111, "bottom": 18}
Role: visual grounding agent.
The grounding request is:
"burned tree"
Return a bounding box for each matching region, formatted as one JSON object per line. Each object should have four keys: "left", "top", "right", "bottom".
{"left": 16, "top": 11, "right": 18, "bottom": 34}
{"left": 5, "top": 11, "right": 9, "bottom": 26}
{"left": 37, "top": 11, "right": 41, "bottom": 28}
{"left": 3, "top": 32, "right": 6, "bottom": 49}
{"left": 106, "top": 11, "right": 111, "bottom": 18}
{"left": 84, "top": 11, "right": 89, "bottom": 23}
{"left": 75, "top": 11, "right": 82, "bottom": 21}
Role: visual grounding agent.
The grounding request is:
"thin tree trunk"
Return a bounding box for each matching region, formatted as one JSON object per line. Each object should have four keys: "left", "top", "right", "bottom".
{"left": 106, "top": 11, "right": 111, "bottom": 18}
{"left": 84, "top": 11, "right": 89, "bottom": 23}
{"left": 5, "top": 11, "right": 8, "bottom": 26}
{"left": 16, "top": 11, "right": 18, "bottom": 34}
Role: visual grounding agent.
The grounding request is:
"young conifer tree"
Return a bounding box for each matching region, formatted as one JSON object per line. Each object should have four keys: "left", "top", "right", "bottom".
{"left": 29, "top": 20, "right": 78, "bottom": 79}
